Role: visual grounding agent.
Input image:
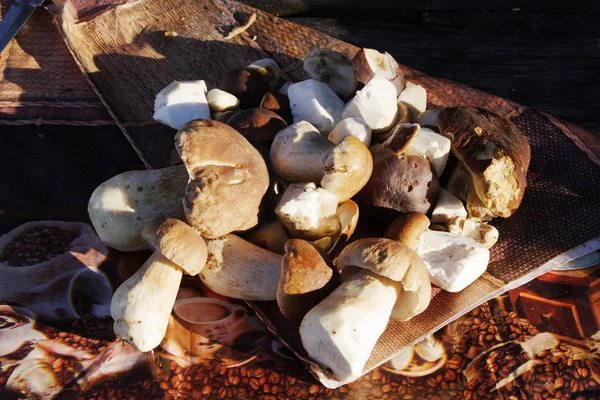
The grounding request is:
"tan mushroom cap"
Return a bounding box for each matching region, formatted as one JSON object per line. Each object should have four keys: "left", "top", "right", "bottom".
{"left": 277, "top": 239, "right": 334, "bottom": 319}
{"left": 141, "top": 218, "right": 207, "bottom": 276}
{"left": 175, "top": 120, "right": 269, "bottom": 238}
{"left": 321, "top": 136, "right": 374, "bottom": 202}
{"left": 385, "top": 213, "right": 430, "bottom": 247}
{"left": 337, "top": 238, "right": 431, "bottom": 321}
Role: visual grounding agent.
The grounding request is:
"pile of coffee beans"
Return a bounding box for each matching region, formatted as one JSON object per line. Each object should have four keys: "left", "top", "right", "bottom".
{"left": 0, "top": 227, "right": 80, "bottom": 266}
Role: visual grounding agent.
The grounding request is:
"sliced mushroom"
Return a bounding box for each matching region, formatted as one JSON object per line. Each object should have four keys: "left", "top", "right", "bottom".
{"left": 403, "top": 126, "right": 452, "bottom": 176}
{"left": 412, "top": 230, "right": 490, "bottom": 292}
{"left": 275, "top": 182, "right": 340, "bottom": 240}
{"left": 153, "top": 81, "right": 210, "bottom": 129}
{"left": 321, "top": 136, "right": 373, "bottom": 202}
{"left": 111, "top": 218, "right": 207, "bottom": 351}
{"left": 277, "top": 239, "right": 334, "bottom": 320}
{"left": 398, "top": 81, "right": 427, "bottom": 117}
{"left": 353, "top": 48, "right": 404, "bottom": 93}
{"left": 307, "top": 199, "right": 360, "bottom": 255}
{"left": 88, "top": 165, "right": 187, "bottom": 251}
{"left": 447, "top": 216, "right": 499, "bottom": 248}
{"left": 341, "top": 76, "right": 398, "bottom": 133}
{"left": 175, "top": 120, "right": 269, "bottom": 238}
{"left": 288, "top": 79, "right": 345, "bottom": 134}
{"left": 431, "top": 188, "right": 468, "bottom": 224}
{"left": 328, "top": 117, "right": 372, "bottom": 146}
{"left": 200, "top": 234, "right": 282, "bottom": 300}
{"left": 270, "top": 121, "right": 334, "bottom": 183}
{"left": 303, "top": 48, "right": 357, "bottom": 98}
{"left": 300, "top": 238, "right": 430, "bottom": 383}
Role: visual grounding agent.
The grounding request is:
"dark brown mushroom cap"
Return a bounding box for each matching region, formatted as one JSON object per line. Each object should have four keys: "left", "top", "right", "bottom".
{"left": 260, "top": 91, "right": 292, "bottom": 123}
{"left": 437, "top": 107, "right": 530, "bottom": 217}
{"left": 357, "top": 154, "right": 440, "bottom": 215}
{"left": 175, "top": 120, "right": 270, "bottom": 238}
{"left": 227, "top": 108, "right": 288, "bottom": 141}
{"left": 219, "top": 68, "right": 271, "bottom": 109}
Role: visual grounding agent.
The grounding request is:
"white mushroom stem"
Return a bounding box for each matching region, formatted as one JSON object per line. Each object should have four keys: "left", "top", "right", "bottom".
{"left": 154, "top": 81, "right": 210, "bottom": 129}
{"left": 200, "top": 235, "right": 282, "bottom": 300}
{"left": 341, "top": 76, "right": 398, "bottom": 133}
{"left": 300, "top": 269, "right": 399, "bottom": 383}
{"left": 288, "top": 79, "right": 345, "bottom": 134}
{"left": 111, "top": 252, "right": 183, "bottom": 352}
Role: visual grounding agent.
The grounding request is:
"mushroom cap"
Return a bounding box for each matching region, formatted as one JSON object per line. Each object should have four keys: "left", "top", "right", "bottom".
{"left": 382, "top": 123, "right": 420, "bottom": 156}
{"left": 337, "top": 238, "right": 431, "bottom": 321}
{"left": 270, "top": 121, "right": 335, "bottom": 183}
{"left": 352, "top": 48, "right": 404, "bottom": 94}
{"left": 219, "top": 68, "right": 271, "bottom": 109}
{"left": 321, "top": 136, "right": 374, "bottom": 202}
{"left": 227, "top": 108, "right": 287, "bottom": 141}
{"left": 260, "top": 90, "right": 292, "bottom": 122}
{"left": 277, "top": 239, "right": 334, "bottom": 319}
{"left": 175, "top": 120, "right": 269, "bottom": 238}
{"left": 385, "top": 213, "right": 430, "bottom": 247}
{"left": 141, "top": 218, "right": 207, "bottom": 275}
{"left": 437, "top": 107, "right": 531, "bottom": 217}
{"left": 357, "top": 154, "right": 440, "bottom": 215}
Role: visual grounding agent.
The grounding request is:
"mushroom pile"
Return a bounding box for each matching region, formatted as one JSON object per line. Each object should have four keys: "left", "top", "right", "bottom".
{"left": 88, "top": 46, "right": 531, "bottom": 383}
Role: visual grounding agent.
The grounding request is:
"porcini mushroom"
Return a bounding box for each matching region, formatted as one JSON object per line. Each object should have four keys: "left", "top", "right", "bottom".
{"left": 247, "top": 58, "right": 281, "bottom": 90}
{"left": 275, "top": 182, "right": 340, "bottom": 240}
{"left": 175, "top": 120, "right": 269, "bottom": 238}
{"left": 200, "top": 234, "right": 282, "bottom": 300}
{"left": 226, "top": 108, "right": 287, "bottom": 141}
{"left": 398, "top": 81, "right": 427, "bottom": 118}
{"left": 154, "top": 81, "right": 210, "bottom": 129}
{"left": 207, "top": 88, "right": 240, "bottom": 111}
{"left": 245, "top": 219, "right": 290, "bottom": 254}
{"left": 321, "top": 136, "right": 373, "bottom": 202}
{"left": 270, "top": 121, "right": 335, "bottom": 183}
{"left": 288, "top": 79, "right": 345, "bottom": 134}
{"left": 260, "top": 90, "right": 292, "bottom": 123}
{"left": 431, "top": 188, "right": 468, "bottom": 224}
{"left": 437, "top": 107, "right": 531, "bottom": 218}
{"left": 385, "top": 214, "right": 490, "bottom": 292}
{"left": 88, "top": 165, "right": 187, "bottom": 251}
{"left": 111, "top": 218, "right": 207, "bottom": 352}
{"left": 341, "top": 76, "right": 398, "bottom": 133}
{"left": 219, "top": 68, "right": 271, "bottom": 108}
{"left": 327, "top": 117, "right": 372, "bottom": 146}
{"left": 403, "top": 126, "right": 452, "bottom": 176}
{"left": 300, "top": 238, "right": 431, "bottom": 383}
{"left": 303, "top": 48, "right": 357, "bottom": 98}
{"left": 277, "top": 239, "right": 334, "bottom": 320}
{"left": 352, "top": 48, "right": 404, "bottom": 93}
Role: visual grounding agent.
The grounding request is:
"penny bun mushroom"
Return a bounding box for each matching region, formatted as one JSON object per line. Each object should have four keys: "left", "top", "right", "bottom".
{"left": 226, "top": 108, "right": 287, "bottom": 141}
{"left": 353, "top": 48, "right": 404, "bottom": 93}
{"left": 300, "top": 238, "right": 430, "bottom": 383}
{"left": 303, "top": 48, "right": 357, "bottom": 98}
{"left": 247, "top": 58, "right": 281, "bottom": 90}
{"left": 175, "top": 120, "right": 269, "bottom": 238}
{"left": 219, "top": 68, "right": 271, "bottom": 109}
{"left": 357, "top": 154, "right": 440, "bottom": 215}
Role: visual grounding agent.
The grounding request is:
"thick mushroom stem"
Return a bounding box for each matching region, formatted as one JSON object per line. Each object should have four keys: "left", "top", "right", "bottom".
{"left": 111, "top": 252, "right": 183, "bottom": 352}
{"left": 300, "top": 269, "right": 399, "bottom": 383}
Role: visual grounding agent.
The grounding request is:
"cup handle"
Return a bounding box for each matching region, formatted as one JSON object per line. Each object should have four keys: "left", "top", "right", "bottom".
{"left": 231, "top": 304, "right": 247, "bottom": 323}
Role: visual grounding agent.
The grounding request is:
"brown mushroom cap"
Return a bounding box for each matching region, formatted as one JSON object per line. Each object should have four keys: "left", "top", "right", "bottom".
{"left": 227, "top": 108, "right": 288, "bottom": 141}
{"left": 175, "top": 120, "right": 269, "bottom": 238}
{"left": 352, "top": 48, "right": 404, "bottom": 94}
{"left": 357, "top": 154, "right": 440, "bottom": 215}
{"left": 219, "top": 68, "right": 271, "bottom": 109}
{"left": 385, "top": 213, "right": 430, "bottom": 247}
{"left": 277, "top": 239, "right": 334, "bottom": 320}
{"left": 437, "top": 107, "right": 530, "bottom": 217}
{"left": 141, "top": 218, "right": 207, "bottom": 275}
{"left": 337, "top": 238, "right": 431, "bottom": 321}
